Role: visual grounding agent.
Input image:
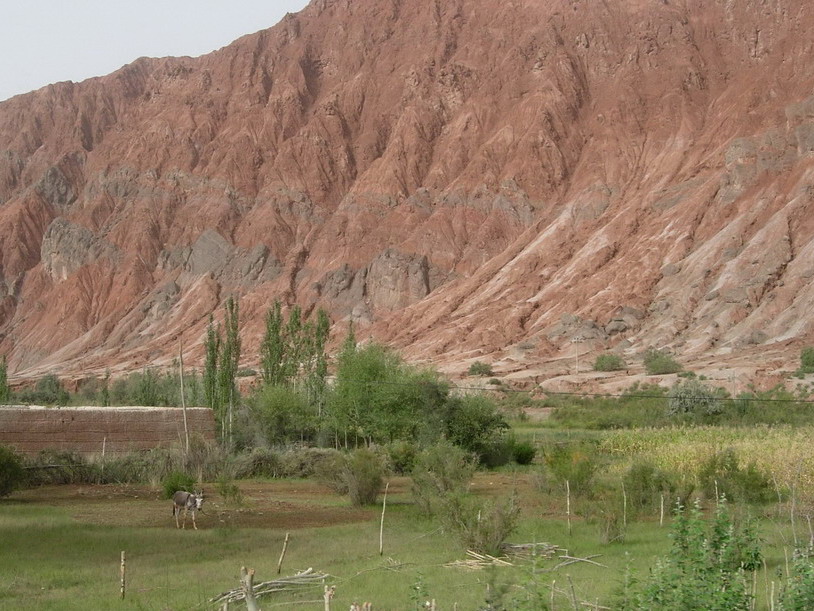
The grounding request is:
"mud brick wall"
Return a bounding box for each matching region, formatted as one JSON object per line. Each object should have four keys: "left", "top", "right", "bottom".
{"left": 0, "top": 405, "right": 216, "bottom": 456}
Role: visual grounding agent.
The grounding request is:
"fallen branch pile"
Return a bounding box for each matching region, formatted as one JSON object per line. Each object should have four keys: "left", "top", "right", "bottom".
{"left": 445, "top": 550, "right": 514, "bottom": 569}
{"left": 209, "top": 567, "right": 329, "bottom": 606}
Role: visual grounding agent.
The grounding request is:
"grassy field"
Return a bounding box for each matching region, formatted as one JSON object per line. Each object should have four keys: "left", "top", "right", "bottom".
{"left": 0, "top": 468, "right": 806, "bottom": 610}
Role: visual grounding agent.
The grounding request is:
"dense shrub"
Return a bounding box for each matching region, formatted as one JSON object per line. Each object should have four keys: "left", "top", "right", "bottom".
{"left": 643, "top": 348, "right": 682, "bottom": 375}
{"left": 443, "top": 394, "right": 509, "bottom": 459}
{"left": 279, "top": 447, "right": 343, "bottom": 478}
{"left": 440, "top": 493, "right": 519, "bottom": 555}
{"left": 618, "top": 499, "right": 760, "bottom": 610}
{"left": 593, "top": 353, "right": 626, "bottom": 372}
{"left": 344, "top": 447, "right": 386, "bottom": 506}
{"left": 385, "top": 440, "right": 418, "bottom": 475}
{"left": 232, "top": 447, "right": 282, "bottom": 479}
{"left": 0, "top": 445, "right": 24, "bottom": 497}
{"left": 512, "top": 440, "right": 537, "bottom": 465}
{"left": 667, "top": 378, "right": 721, "bottom": 418}
{"left": 17, "top": 373, "right": 70, "bottom": 405}
{"left": 780, "top": 549, "right": 814, "bottom": 610}
{"left": 542, "top": 443, "right": 598, "bottom": 497}
{"left": 622, "top": 460, "right": 675, "bottom": 513}
{"left": 467, "top": 361, "right": 494, "bottom": 376}
{"left": 162, "top": 471, "right": 196, "bottom": 499}
{"left": 24, "top": 450, "right": 92, "bottom": 485}
{"left": 697, "top": 448, "right": 773, "bottom": 504}
{"left": 411, "top": 441, "right": 477, "bottom": 516}
{"left": 800, "top": 347, "right": 814, "bottom": 375}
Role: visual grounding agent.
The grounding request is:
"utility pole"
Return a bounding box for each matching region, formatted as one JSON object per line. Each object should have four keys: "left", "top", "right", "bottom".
{"left": 571, "top": 335, "right": 585, "bottom": 375}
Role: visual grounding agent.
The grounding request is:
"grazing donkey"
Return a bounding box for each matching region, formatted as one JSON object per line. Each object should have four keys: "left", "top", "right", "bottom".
{"left": 172, "top": 490, "right": 204, "bottom": 530}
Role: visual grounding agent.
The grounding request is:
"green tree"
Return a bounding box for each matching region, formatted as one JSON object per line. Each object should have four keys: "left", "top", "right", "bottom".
{"left": 643, "top": 348, "right": 682, "bottom": 375}
{"left": 0, "top": 445, "right": 24, "bottom": 497}
{"left": 203, "top": 314, "right": 221, "bottom": 413}
{"left": 218, "top": 296, "right": 241, "bottom": 446}
{"left": 0, "top": 355, "right": 10, "bottom": 403}
{"left": 260, "top": 300, "right": 285, "bottom": 386}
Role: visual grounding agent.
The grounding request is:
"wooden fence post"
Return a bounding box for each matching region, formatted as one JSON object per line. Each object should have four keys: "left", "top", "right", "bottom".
{"left": 380, "top": 482, "right": 389, "bottom": 555}
{"left": 240, "top": 567, "right": 259, "bottom": 611}
{"left": 277, "top": 532, "right": 290, "bottom": 574}
{"left": 120, "top": 551, "right": 126, "bottom": 600}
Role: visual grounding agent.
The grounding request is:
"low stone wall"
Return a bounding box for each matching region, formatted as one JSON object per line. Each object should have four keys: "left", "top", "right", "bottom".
{"left": 0, "top": 405, "right": 216, "bottom": 456}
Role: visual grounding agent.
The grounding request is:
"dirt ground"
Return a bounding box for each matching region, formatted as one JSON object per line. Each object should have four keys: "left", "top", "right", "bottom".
{"left": 10, "top": 472, "right": 541, "bottom": 529}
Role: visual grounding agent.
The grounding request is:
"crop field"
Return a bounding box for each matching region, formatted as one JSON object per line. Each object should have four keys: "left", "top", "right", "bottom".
{"left": 0, "top": 466, "right": 805, "bottom": 611}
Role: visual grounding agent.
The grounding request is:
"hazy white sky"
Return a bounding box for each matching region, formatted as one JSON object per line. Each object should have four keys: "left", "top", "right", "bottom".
{"left": 0, "top": 0, "right": 310, "bottom": 102}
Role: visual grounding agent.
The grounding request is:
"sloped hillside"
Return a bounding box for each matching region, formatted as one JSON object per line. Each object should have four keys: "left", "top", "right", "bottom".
{"left": 0, "top": 0, "right": 813, "bottom": 387}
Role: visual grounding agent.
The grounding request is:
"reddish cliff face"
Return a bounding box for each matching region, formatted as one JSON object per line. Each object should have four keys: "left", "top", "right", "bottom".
{"left": 1, "top": 0, "right": 814, "bottom": 387}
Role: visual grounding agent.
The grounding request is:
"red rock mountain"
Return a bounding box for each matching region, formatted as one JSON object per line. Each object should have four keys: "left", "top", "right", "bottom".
{"left": 1, "top": 0, "right": 814, "bottom": 388}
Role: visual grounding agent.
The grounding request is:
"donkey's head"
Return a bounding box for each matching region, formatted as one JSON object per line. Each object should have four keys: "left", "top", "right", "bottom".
{"left": 194, "top": 492, "right": 204, "bottom": 512}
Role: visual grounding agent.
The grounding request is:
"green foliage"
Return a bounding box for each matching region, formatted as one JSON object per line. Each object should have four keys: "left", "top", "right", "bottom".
{"left": 161, "top": 471, "right": 196, "bottom": 500}
{"left": 467, "top": 361, "right": 494, "bottom": 376}
{"left": 0, "top": 445, "right": 24, "bottom": 497}
{"left": 0, "top": 356, "right": 10, "bottom": 403}
{"left": 512, "top": 440, "right": 537, "bottom": 465}
{"left": 18, "top": 373, "right": 69, "bottom": 405}
{"left": 620, "top": 500, "right": 758, "bottom": 610}
{"left": 548, "top": 383, "right": 669, "bottom": 429}
{"left": 780, "top": 549, "right": 814, "bottom": 610}
{"left": 232, "top": 447, "right": 282, "bottom": 479}
{"left": 643, "top": 348, "right": 682, "bottom": 375}
{"left": 542, "top": 443, "right": 598, "bottom": 496}
{"left": 411, "top": 441, "right": 477, "bottom": 516}
{"left": 252, "top": 384, "right": 316, "bottom": 445}
{"left": 442, "top": 394, "right": 509, "bottom": 460}
{"left": 203, "top": 314, "right": 221, "bottom": 412}
{"left": 439, "top": 492, "right": 520, "bottom": 556}
{"left": 346, "top": 447, "right": 386, "bottom": 506}
{"left": 328, "top": 342, "right": 456, "bottom": 446}
{"left": 622, "top": 460, "right": 675, "bottom": 514}
{"left": 799, "top": 347, "right": 814, "bottom": 375}
{"left": 277, "top": 447, "right": 343, "bottom": 479}
{"left": 216, "top": 474, "right": 243, "bottom": 506}
{"left": 385, "top": 440, "right": 418, "bottom": 475}
{"left": 594, "top": 353, "right": 626, "bottom": 372}
{"left": 667, "top": 378, "right": 722, "bottom": 419}
{"left": 697, "top": 448, "right": 773, "bottom": 504}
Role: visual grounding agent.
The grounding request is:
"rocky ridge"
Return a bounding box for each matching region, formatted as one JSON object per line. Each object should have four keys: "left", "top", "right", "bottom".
{"left": 1, "top": 0, "right": 814, "bottom": 391}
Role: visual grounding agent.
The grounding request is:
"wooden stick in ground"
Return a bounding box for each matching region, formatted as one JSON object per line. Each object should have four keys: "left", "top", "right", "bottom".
{"left": 324, "top": 584, "right": 336, "bottom": 611}
{"left": 622, "top": 482, "right": 627, "bottom": 529}
{"left": 120, "top": 551, "right": 126, "bottom": 600}
{"left": 277, "top": 532, "right": 290, "bottom": 574}
{"left": 179, "top": 338, "right": 189, "bottom": 453}
{"left": 566, "top": 480, "right": 572, "bottom": 536}
{"left": 240, "top": 567, "right": 259, "bottom": 611}
{"left": 380, "top": 481, "right": 389, "bottom": 555}
{"left": 660, "top": 494, "right": 664, "bottom": 527}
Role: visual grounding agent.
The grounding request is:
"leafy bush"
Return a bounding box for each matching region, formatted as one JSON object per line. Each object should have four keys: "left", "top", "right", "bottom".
{"left": 443, "top": 394, "right": 509, "bottom": 459}
{"left": 512, "top": 440, "right": 537, "bottom": 465}
{"left": 411, "top": 441, "right": 477, "bottom": 516}
{"left": 385, "top": 440, "right": 418, "bottom": 475}
{"left": 17, "top": 373, "right": 70, "bottom": 405}
{"left": 162, "top": 471, "right": 196, "bottom": 500}
{"left": 216, "top": 475, "right": 243, "bottom": 506}
{"left": 667, "top": 378, "right": 721, "bottom": 418}
{"left": 0, "top": 445, "right": 24, "bottom": 497}
{"left": 622, "top": 460, "right": 675, "bottom": 514}
{"left": 643, "top": 348, "right": 682, "bottom": 375}
{"left": 543, "top": 443, "right": 598, "bottom": 497}
{"left": 697, "top": 448, "right": 773, "bottom": 504}
{"left": 780, "top": 549, "right": 814, "bottom": 609}
{"left": 344, "top": 448, "right": 385, "bottom": 506}
{"left": 593, "top": 353, "right": 626, "bottom": 372}
{"left": 232, "top": 447, "right": 282, "bottom": 479}
{"left": 619, "top": 499, "right": 760, "bottom": 610}
{"left": 440, "top": 492, "right": 519, "bottom": 555}
{"left": 800, "top": 347, "right": 814, "bottom": 375}
{"left": 279, "top": 447, "right": 343, "bottom": 478}
{"left": 468, "top": 361, "right": 494, "bottom": 376}
{"left": 24, "top": 450, "right": 92, "bottom": 485}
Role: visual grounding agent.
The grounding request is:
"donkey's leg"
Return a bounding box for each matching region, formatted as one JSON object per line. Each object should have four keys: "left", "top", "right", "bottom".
{"left": 191, "top": 509, "right": 198, "bottom": 530}
{"left": 174, "top": 505, "right": 181, "bottom": 529}
{"left": 182, "top": 507, "right": 188, "bottom": 529}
